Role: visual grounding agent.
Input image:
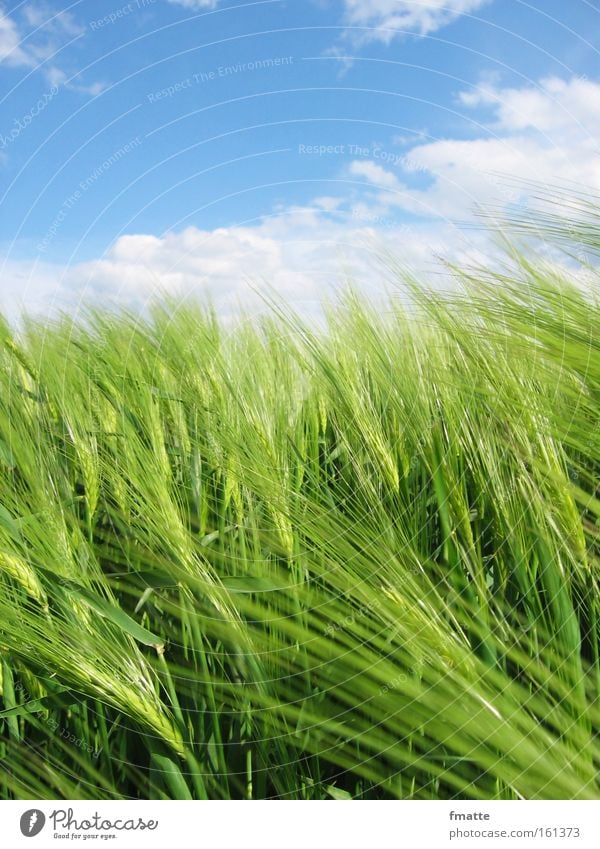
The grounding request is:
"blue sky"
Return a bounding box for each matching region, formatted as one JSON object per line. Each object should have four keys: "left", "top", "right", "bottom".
{"left": 1, "top": 0, "right": 599, "bottom": 315}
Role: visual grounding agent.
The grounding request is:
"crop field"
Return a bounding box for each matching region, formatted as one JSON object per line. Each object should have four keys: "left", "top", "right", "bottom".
{"left": 0, "top": 239, "right": 598, "bottom": 800}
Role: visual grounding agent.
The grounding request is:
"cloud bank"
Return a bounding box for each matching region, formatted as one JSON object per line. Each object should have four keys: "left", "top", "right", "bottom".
{"left": 2, "top": 74, "right": 597, "bottom": 320}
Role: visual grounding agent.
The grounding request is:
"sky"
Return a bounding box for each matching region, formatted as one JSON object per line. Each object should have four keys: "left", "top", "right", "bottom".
{"left": 1, "top": 0, "right": 599, "bottom": 317}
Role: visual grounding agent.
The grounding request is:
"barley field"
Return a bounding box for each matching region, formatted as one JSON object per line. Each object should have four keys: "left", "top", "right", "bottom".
{"left": 0, "top": 232, "right": 598, "bottom": 800}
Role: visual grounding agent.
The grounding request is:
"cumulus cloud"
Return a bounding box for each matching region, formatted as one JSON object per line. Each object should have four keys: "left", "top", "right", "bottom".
{"left": 0, "top": 208, "right": 478, "bottom": 321}
{"left": 341, "top": 0, "right": 490, "bottom": 43}
{"left": 3, "top": 75, "right": 597, "bottom": 319}
{"left": 349, "top": 76, "right": 600, "bottom": 218}
{"left": 350, "top": 160, "right": 403, "bottom": 190}
{"left": 459, "top": 75, "right": 600, "bottom": 135}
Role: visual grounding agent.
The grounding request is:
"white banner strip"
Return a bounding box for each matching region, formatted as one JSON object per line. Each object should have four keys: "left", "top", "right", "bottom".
{"left": 0, "top": 800, "right": 598, "bottom": 847}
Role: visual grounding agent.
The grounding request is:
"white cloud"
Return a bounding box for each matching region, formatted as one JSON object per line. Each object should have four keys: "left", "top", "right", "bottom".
{"left": 349, "top": 76, "right": 600, "bottom": 219}
{"left": 1, "top": 210, "right": 477, "bottom": 320}
{"left": 0, "top": 4, "right": 101, "bottom": 94}
{"left": 341, "top": 0, "right": 490, "bottom": 43}
{"left": 0, "top": 3, "right": 69, "bottom": 69}
{"left": 3, "top": 75, "right": 598, "bottom": 319}
{"left": 167, "top": 0, "right": 221, "bottom": 9}
{"left": 0, "top": 6, "right": 29, "bottom": 65}
{"left": 42, "top": 64, "right": 107, "bottom": 96}
{"left": 313, "top": 196, "right": 345, "bottom": 212}
{"left": 22, "top": 5, "right": 83, "bottom": 37}
{"left": 459, "top": 75, "right": 600, "bottom": 135}
{"left": 350, "top": 160, "right": 403, "bottom": 190}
